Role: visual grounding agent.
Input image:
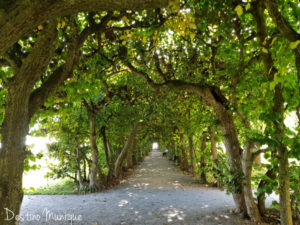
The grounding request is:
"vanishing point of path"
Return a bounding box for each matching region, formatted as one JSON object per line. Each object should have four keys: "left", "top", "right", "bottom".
{"left": 20, "top": 150, "right": 256, "bottom": 225}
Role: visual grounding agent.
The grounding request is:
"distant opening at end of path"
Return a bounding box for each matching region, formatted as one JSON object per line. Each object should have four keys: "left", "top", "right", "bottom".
{"left": 152, "top": 142, "right": 159, "bottom": 150}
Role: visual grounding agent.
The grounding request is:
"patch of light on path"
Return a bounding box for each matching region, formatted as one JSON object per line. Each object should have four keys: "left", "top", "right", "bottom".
{"left": 161, "top": 205, "right": 185, "bottom": 222}
{"left": 118, "top": 200, "right": 129, "bottom": 207}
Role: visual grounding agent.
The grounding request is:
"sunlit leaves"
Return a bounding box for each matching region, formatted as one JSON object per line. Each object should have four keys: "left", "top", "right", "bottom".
{"left": 169, "top": 0, "right": 180, "bottom": 11}
{"left": 289, "top": 40, "right": 300, "bottom": 49}
{"left": 166, "top": 11, "right": 197, "bottom": 37}
{"left": 57, "top": 20, "right": 66, "bottom": 29}
{"left": 245, "top": 3, "right": 251, "bottom": 11}
{"left": 235, "top": 5, "right": 243, "bottom": 17}
{"left": 262, "top": 47, "right": 268, "bottom": 53}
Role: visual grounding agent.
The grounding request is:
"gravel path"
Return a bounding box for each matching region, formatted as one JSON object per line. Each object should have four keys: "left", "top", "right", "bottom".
{"left": 19, "top": 150, "right": 258, "bottom": 225}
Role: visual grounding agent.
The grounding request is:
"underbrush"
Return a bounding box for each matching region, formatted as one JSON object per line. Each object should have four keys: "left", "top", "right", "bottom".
{"left": 24, "top": 179, "right": 77, "bottom": 195}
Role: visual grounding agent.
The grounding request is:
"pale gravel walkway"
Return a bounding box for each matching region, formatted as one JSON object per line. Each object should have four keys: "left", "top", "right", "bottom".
{"left": 19, "top": 150, "right": 258, "bottom": 225}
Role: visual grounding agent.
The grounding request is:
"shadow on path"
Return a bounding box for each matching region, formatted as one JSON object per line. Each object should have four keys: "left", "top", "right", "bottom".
{"left": 20, "top": 150, "right": 256, "bottom": 225}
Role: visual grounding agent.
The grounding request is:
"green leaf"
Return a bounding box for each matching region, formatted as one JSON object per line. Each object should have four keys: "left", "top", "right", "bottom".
{"left": 235, "top": 5, "right": 244, "bottom": 17}
{"left": 190, "top": 33, "right": 196, "bottom": 41}
{"left": 290, "top": 40, "right": 300, "bottom": 49}
{"left": 245, "top": 3, "right": 251, "bottom": 11}
{"left": 270, "top": 37, "right": 277, "bottom": 46}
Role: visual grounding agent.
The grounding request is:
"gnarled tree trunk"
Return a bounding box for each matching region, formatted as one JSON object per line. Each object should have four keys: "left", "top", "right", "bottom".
{"left": 0, "top": 21, "right": 60, "bottom": 225}
{"left": 87, "top": 113, "right": 102, "bottom": 191}
{"left": 242, "top": 143, "right": 262, "bottom": 223}
{"left": 114, "top": 124, "right": 138, "bottom": 178}
{"left": 0, "top": 94, "right": 29, "bottom": 225}
{"left": 202, "top": 88, "right": 247, "bottom": 216}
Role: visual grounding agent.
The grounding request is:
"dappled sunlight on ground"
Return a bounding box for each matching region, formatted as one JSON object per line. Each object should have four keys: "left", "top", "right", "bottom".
{"left": 118, "top": 200, "right": 129, "bottom": 207}
{"left": 21, "top": 150, "right": 257, "bottom": 225}
{"left": 160, "top": 205, "right": 186, "bottom": 222}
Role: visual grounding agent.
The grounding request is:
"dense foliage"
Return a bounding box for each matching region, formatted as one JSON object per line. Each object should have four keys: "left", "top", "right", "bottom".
{"left": 0, "top": 0, "right": 299, "bottom": 224}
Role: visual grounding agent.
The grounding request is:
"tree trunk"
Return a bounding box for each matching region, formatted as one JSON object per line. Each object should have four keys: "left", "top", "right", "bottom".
{"left": 0, "top": 26, "right": 56, "bottom": 221}
{"left": 278, "top": 143, "right": 293, "bottom": 225}
{"left": 0, "top": 96, "right": 29, "bottom": 225}
{"left": 126, "top": 151, "right": 133, "bottom": 169}
{"left": 210, "top": 128, "right": 221, "bottom": 187}
{"left": 258, "top": 168, "right": 276, "bottom": 216}
{"left": 88, "top": 113, "right": 102, "bottom": 191}
{"left": 274, "top": 86, "right": 293, "bottom": 225}
{"left": 171, "top": 85, "right": 248, "bottom": 215}
{"left": 114, "top": 124, "right": 138, "bottom": 178}
{"left": 210, "top": 129, "right": 218, "bottom": 164}
{"left": 199, "top": 134, "right": 208, "bottom": 184}
{"left": 83, "top": 158, "right": 87, "bottom": 182}
{"left": 126, "top": 136, "right": 134, "bottom": 169}
{"left": 242, "top": 143, "right": 262, "bottom": 223}
{"left": 101, "top": 126, "right": 114, "bottom": 181}
{"left": 205, "top": 90, "right": 247, "bottom": 216}
{"left": 0, "top": 20, "right": 80, "bottom": 224}
{"left": 74, "top": 171, "right": 78, "bottom": 184}
{"left": 218, "top": 112, "right": 247, "bottom": 216}
{"left": 253, "top": 153, "right": 262, "bottom": 168}
{"left": 188, "top": 136, "right": 195, "bottom": 173}
{"left": 76, "top": 149, "right": 84, "bottom": 189}
{"left": 179, "top": 134, "right": 188, "bottom": 171}
{"left": 252, "top": 4, "right": 293, "bottom": 223}
{"left": 132, "top": 136, "right": 138, "bottom": 166}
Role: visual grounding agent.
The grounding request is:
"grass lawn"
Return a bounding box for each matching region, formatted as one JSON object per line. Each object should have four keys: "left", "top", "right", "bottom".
{"left": 24, "top": 179, "right": 77, "bottom": 195}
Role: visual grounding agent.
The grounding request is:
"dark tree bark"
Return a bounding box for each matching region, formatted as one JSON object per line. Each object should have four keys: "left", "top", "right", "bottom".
{"left": 209, "top": 128, "right": 221, "bottom": 187}
{"left": 188, "top": 136, "right": 196, "bottom": 173}
{"left": 210, "top": 128, "right": 218, "bottom": 164}
{"left": 0, "top": 0, "right": 168, "bottom": 55}
{"left": 87, "top": 112, "right": 102, "bottom": 191}
{"left": 129, "top": 134, "right": 139, "bottom": 169}
{"left": 242, "top": 142, "right": 262, "bottom": 223}
{"left": 101, "top": 126, "right": 114, "bottom": 182}
{"left": 202, "top": 88, "right": 247, "bottom": 216}
{"left": 257, "top": 168, "right": 276, "bottom": 216}
{"left": 76, "top": 149, "right": 84, "bottom": 189}
{"left": 0, "top": 21, "right": 61, "bottom": 225}
{"left": 83, "top": 157, "right": 87, "bottom": 182}
{"left": 114, "top": 124, "right": 139, "bottom": 178}
{"left": 126, "top": 150, "right": 133, "bottom": 169}
{"left": 199, "top": 134, "right": 208, "bottom": 184}
{"left": 179, "top": 134, "right": 189, "bottom": 171}
{"left": 263, "top": 0, "right": 300, "bottom": 42}
{"left": 252, "top": 3, "right": 293, "bottom": 224}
